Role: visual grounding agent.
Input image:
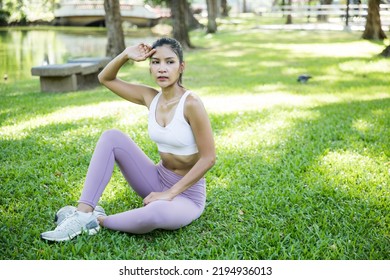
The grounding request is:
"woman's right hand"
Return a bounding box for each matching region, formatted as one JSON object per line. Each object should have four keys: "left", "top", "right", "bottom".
{"left": 124, "top": 43, "right": 156, "bottom": 62}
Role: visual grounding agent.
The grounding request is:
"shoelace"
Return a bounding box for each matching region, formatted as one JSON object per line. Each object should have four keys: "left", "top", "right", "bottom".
{"left": 56, "top": 213, "right": 83, "bottom": 232}
{"left": 61, "top": 209, "right": 76, "bottom": 221}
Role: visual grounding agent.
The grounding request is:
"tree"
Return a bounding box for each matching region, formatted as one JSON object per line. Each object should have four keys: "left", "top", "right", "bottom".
{"left": 103, "top": 0, "right": 125, "bottom": 57}
{"left": 170, "top": 0, "right": 193, "bottom": 49}
{"left": 186, "top": 2, "right": 202, "bottom": 30}
{"left": 1, "top": 0, "right": 58, "bottom": 24}
{"left": 317, "top": 0, "right": 333, "bottom": 22}
{"left": 362, "top": 0, "right": 386, "bottom": 40}
{"left": 379, "top": 45, "right": 390, "bottom": 57}
{"left": 147, "top": 0, "right": 194, "bottom": 49}
{"left": 206, "top": 0, "right": 218, "bottom": 33}
{"left": 0, "top": 0, "right": 10, "bottom": 26}
{"left": 242, "top": 0, "right": 247, "bottom": 12}
{"left": 279, "top": 0, "right": 293, "bottom": 24}
{"left": 3, "top": 0, "right": 27, "bottom": 24}
{"left": 285, "top": 0, "right": 292, "bottom": 24}
{"left": 221, "top": 0, "right": 229, "bottom": 17}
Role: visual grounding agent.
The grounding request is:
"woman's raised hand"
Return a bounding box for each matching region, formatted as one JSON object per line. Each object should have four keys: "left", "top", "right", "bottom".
{"left": 125, "top": 43, "right": 156, "bottom": 62}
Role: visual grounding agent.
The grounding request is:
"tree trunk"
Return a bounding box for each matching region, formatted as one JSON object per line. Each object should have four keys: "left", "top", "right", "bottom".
{"left": 221, "top": 0, "right": 229, "bottom": 17}
{"left": 286, "top": 0, "right": 292, "bottom": 24}
{"left": 242, "top": 0, "right": 247, "bottom": 13}
{"left": 379, "top": 45, "right": 390, "bottom": 57}
{"left": 317, "top": 0, "right": 333, "bottom": 22}
{"left": 104, "top": 0, "right": 125, "bottom": 58}
{"left": 171, "top": 0, "right": 193, "bottom": 49}
{"left": 362, "top": 0, "right": 387, "bottom": 40}
{"left": 206, "top": 0, "right": 218, "bottom": 33}
{"left": 186, "top": 2, "right": 202, "bottom": 30}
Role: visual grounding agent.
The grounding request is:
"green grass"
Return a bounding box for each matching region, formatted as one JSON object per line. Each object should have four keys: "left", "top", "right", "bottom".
{"left": 1, "top": 18, "right": 389, "bottom": 260}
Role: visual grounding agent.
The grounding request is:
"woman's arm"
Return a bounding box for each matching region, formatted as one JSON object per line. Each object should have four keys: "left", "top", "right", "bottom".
{"left": 143, "top": 93, "right": 216, "bottom": 205}
{"left": 98, "top": 44, "right": 158, "bottom": 107}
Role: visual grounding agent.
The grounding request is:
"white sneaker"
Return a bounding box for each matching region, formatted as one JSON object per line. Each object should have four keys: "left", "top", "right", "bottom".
{"left": 54, "top": 205, "right": 76, "bottom": 224}
{"left": 54, "top": 205, "right": 106, "bottom": 225}
{"left": 41, "top": 211, "right": 100, "bottom": 242}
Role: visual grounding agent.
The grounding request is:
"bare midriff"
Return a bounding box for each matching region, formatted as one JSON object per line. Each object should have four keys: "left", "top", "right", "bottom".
{"left": 160, "top": 152, "right": 199, "bottom": 176}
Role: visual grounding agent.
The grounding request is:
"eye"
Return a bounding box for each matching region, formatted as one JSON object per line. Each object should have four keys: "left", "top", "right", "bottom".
{"left": 151, "top": 60, "right": 159, "bottom": 64}
{"left": 167, "top": 60, "right": 175, "bottom": 64}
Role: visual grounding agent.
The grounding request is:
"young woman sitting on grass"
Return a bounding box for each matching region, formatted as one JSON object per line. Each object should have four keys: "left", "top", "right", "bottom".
{"left": 41, "top": 37, "right": 216, "bottom": 242}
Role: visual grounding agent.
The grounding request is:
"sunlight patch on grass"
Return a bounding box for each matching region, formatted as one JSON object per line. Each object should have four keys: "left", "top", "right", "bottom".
{"left": 0, "top": 101, "right": 143, "bottom": 139}
{"left": 315, "top": 150, "right": 389, "bottom": 198}
{"left": 223, "top": 50, "right": 248, "bottom": 58}
{"left": 215, "top": 109, "right": 320, "bottom": 154}
{"left": 224, "top": 60, "right": 244, "bottom": 67}
{"left": 339, "top": 59, "right": 390, "bottom": 74}
{"left": 204, "top": 92, "right": 389, "bottom": 114}
{"left": 352, "top": 119, "right": 374, "bottom": 133}
{"left": 281, "top": 66, "right": 306, "bottom": 76}
{"left": 204, "top": 93, "right": 303, "bottom": 113}
{"left": 259, "top": 61, "right": 286, "bottom": 68}
{"left": 252, "top": 84, "right": 285, "bottom": 93}
{"left": 275, "top": 41, "right": 383, "bottom": 58}
{"left": 372, "top": 108, "right": 387, "bottom": 118}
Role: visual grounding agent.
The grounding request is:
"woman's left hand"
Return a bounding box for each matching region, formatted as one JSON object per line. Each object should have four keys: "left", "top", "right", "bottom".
{"left": 143, "top": 191, "right": 175, "bottom": 206}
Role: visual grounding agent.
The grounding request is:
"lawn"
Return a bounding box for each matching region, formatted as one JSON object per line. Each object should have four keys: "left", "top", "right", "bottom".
{"left": 0, "top": 19, "right": 389, "bottom": 260}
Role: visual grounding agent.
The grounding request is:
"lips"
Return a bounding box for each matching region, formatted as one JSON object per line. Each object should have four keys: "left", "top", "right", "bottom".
{"left": 157, "top": 76, "right": 168, "bottom": 81}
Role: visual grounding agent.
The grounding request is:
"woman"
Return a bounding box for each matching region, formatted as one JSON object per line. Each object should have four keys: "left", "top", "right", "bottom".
{"left": 41, "top": 37, "right": 216, "bottom": 242}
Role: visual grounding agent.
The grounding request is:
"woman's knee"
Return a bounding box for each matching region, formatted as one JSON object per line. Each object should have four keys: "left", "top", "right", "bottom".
{"left": 100, "top": 129, "right": 125, "bottom": 141}
{"left": 98, "top": 129, "right": 132, "bottom": 146}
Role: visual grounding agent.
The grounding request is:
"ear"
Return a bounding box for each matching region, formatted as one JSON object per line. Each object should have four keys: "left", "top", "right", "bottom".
{"left": 180, "top": 62, "right": 185, "bottom": 73}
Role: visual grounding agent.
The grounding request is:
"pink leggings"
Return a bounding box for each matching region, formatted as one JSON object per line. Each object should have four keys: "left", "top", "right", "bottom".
{"left": 78, "top": 129, "right": 206, "bottom": 234}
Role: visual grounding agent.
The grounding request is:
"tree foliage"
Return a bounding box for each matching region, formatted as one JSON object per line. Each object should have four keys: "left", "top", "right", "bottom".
{"left": 1, "top": 0, "right": 58, "bottom": 24}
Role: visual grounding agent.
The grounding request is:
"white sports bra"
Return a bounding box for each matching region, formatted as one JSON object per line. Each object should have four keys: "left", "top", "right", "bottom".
{"left": 148, "top": 91, "right": 198, "bottom": 155}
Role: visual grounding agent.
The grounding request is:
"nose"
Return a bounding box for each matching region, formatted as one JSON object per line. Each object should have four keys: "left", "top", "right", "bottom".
{"left": 157, "top": 62, "right": 167, "bottom": 73}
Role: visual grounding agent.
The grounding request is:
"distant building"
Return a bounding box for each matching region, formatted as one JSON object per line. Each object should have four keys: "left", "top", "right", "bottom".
{"left": 191, "top": 0, "right": 274, "bottom": 15}
{"left": 54, "top": 0, "right": 166, "bottom": 27}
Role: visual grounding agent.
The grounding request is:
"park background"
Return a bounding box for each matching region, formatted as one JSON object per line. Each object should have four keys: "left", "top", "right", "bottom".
{"left": 0, "top": 0, "right": 389, "bottom": 260}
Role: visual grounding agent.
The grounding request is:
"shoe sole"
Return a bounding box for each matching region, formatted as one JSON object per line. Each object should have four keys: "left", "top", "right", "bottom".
{"left": 41, "top": 226, "right": 100, "bottom": 242}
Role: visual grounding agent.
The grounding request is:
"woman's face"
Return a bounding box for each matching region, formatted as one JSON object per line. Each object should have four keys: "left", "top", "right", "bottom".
{"left": 150, "top": 45, "right": 184, "bottom": 88}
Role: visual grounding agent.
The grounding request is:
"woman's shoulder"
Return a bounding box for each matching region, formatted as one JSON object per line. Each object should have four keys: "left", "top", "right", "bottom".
{"left": 184, "top": 90, "right": 206, "bottom": 113}
{"left": 144, "top": 87, "right": 160, "bottom": 108}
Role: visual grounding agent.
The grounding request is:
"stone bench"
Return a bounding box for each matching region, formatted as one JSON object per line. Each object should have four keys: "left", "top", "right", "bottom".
{"left": 31, "top": 57, "right": 110, "bottom": 93}
{"left": 67, "top": 57, "right": 111, "bottom": 69}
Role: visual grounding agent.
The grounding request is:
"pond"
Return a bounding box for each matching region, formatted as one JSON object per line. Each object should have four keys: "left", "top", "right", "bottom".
{"left": 0, "top": 27, "right": 158, "bottom": 83}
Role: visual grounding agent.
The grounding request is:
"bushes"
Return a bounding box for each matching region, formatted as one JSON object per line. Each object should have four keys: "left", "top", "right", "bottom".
{"left": 0, "top": 9, "right": 10, "bottom": 26}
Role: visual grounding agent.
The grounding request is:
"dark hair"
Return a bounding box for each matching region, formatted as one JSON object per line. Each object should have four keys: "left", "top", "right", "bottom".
{"left": 151, "top": 37, "right": 184, "bottom": 86}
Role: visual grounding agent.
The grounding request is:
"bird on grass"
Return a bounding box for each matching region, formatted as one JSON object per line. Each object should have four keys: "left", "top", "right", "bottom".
{"left": 297, "top": 74, "right": 312, "bottom": 83}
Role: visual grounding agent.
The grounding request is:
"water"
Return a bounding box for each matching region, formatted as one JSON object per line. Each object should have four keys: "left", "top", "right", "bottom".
{"left": 0, "top": 28, "right": 157, "bottom": 83}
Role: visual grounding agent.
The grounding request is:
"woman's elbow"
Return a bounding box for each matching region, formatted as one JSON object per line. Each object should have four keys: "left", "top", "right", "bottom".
{"left": 97, "top": 72, "right": 106, "bottom": 85}
{"left": 206, "top": 154, "right": 216, "bottom": 170}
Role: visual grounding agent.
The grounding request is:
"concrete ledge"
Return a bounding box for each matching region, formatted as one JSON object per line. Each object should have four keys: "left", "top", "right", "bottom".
{"left": 31, "top": 64, "right": 82, "bottom": 77}
{"left": 31, "top": 57, "right": 110, "bottom": 93}
{"left": 67, "top": 57, "right": 111, "bottom": 69}
{"left": 78, "top": 63, "right": 100, "bottom": 75}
